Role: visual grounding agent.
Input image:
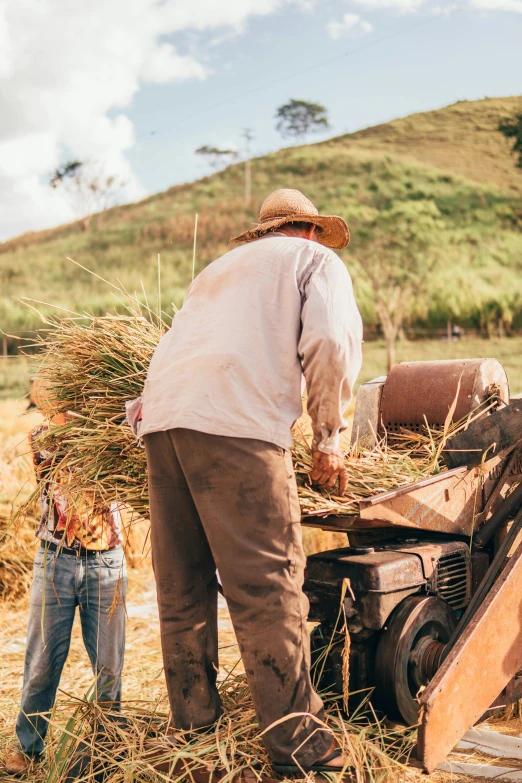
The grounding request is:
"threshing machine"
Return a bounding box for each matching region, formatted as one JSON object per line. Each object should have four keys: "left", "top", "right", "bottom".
{"left": 302, "top": 358, "right": 522, "bottom": 771}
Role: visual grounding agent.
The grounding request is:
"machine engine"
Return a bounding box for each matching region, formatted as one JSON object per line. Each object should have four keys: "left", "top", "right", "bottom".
{"left": 305, "top": 538, "right": 481, "bottom": 724}
{"left": 303, "top": 358, "right": 515, "bottom": 726}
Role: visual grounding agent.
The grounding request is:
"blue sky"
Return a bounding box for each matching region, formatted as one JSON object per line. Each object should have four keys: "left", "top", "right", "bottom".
{"left": 128, "top": 6, "right": 521, "bottom": 194}
{"left": 0, "top": 0, "right": 520, "bottom": 239}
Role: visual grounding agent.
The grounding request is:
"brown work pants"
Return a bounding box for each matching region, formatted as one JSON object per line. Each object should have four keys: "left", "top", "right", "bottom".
{"left": 144, "top": 428, "right": 331, "bottom": 766}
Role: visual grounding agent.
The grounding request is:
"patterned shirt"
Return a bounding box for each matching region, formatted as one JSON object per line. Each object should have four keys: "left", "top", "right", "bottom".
{"left": 30, "top": 424, "right": 122, "bottom": 551}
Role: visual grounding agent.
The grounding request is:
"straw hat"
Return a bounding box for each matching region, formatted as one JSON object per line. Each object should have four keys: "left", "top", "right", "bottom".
{"left": 31, "top": 374, "right": 55, "bottom": 414}
{"left": 230, "top": 189, "right": 350, "bottom": 249}
{"left": 31, "top": 373, "right": 65, "bottom": 422}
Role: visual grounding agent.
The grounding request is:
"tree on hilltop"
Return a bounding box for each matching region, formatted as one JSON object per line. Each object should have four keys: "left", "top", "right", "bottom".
{"left": 275, "top": 99, "right": 330, "bottom": 141}
{"left": 499, "top": 114, "right": 522, "bottom": 168}
{"left": 50, "top": 160, "right": 126, "bottom": 231}
{"left": 195, "top": 145, "right": 239, "bottom": 172}
{"left": 353, "top": 200, "right": 445, "bottom": 371}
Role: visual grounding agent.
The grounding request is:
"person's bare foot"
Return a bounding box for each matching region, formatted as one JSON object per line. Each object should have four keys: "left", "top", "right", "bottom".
{"left": 4, "top": 750, "right": 39, "bottom": 776}
{"left": 320, "top": 743, "right": 348, "bottom": 768}
{"left": 324, "top": 753, "right": 348, "bottom": 767}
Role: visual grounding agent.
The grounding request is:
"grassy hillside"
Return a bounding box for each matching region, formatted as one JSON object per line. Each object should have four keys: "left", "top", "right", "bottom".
{"left": 1, "top": 96, "right": 521, "bottom": 349}
{"left": 338, "top": 96, "right": 522, "bottom": 194}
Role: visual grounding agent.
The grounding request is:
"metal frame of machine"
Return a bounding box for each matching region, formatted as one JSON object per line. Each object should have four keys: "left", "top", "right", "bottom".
{"left": 301, "top": 358, "right": 522, "bottom": 771}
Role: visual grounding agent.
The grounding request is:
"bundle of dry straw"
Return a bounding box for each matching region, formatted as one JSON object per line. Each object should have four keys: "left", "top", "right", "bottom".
{"left": 24, "top": 307, "right": 157, "bottom": 520}
{"left": 22, "top": 302, "right": 489, "bottom": 524}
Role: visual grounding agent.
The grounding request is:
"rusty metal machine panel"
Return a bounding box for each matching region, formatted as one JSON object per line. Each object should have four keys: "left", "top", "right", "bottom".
{"left": 379, "top": 358, "right": 509, "bottom": 434}
{"left": 357, "top": 467, "right": 481, "bottom": 535}
{"left": 443, "top": 400, "right": 522, "bottom": 469}
{"left": 417, "top": 539, "right": 522, "bottom": 773}
{"left": 301, "top": 453, "right": 504, "bottom": 535}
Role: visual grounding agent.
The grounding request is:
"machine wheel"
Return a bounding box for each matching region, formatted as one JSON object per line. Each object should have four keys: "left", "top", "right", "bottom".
{"left": 375, "top": 595, "right": 457, "bottom": 726}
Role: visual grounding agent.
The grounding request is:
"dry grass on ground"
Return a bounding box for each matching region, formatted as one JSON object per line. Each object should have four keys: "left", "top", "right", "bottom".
{"left": 0, "top": 400, "right": 41, "bottom": 602}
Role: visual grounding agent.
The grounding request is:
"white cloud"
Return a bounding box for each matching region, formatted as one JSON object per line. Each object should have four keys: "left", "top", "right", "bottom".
{"left": 468, "top": 0, "right": 522, "bottom": 11}
{"left": 0, "top": 0, "right": 305, "bottom": 240}
{"left": 140, "top": 43, "right": 208, "bottom": 84}
{"left": 430, "top": 3, "right": 459, "bottom": 14}
{"left": 159, "top": 0, "right": 313, "bottom": 33}
{"left": 352, "top": 0, "right": 427, "bottom": 11}
{"left": 351, "top": 0, "right": 522, "bottom": 13}
{"left": 327, "top": 12, "right": 374, "bottom": 38}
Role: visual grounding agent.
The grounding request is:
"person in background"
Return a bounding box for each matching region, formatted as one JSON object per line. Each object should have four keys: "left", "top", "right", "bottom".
{"left": 5, "top": 378, "right": 127, "bottom": 776}
{"left": 137, "top": 189, "right": 363, "bottom": 777}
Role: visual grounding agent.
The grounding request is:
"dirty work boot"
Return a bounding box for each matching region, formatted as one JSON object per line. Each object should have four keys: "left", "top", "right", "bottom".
{"left": 4, "top": 749, "right": 40, "bottom": 776}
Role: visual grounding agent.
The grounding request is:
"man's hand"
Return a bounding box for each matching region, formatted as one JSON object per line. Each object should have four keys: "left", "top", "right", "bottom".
{"left": 310, "top": 451, "right": 348, "bottom": 496}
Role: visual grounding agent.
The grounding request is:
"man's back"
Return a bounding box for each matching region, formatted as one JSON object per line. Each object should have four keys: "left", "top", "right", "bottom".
{"left": 140, "top": 233, "right": 362, "bottom": 451}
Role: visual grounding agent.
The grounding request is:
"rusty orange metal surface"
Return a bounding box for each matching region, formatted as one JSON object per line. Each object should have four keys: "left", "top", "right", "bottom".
{"left": 301, "top": 455, "right": 505, "bottom": 535}
{"left": 379, "top": 359, "right": 509, "bottom": 434}
{"left": 357, "top": 467, "right": 482, "bottom": 535}
{"left": 380, "top": 360, "right": 477, "bottom": 431}
{"left": 417, "top": 540, "right": 522, "bottom": 773}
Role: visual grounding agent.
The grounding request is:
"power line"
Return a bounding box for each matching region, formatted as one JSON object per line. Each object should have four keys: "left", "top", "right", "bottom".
{"left": 184, "top": 15, "right": 442, "bottom": 122}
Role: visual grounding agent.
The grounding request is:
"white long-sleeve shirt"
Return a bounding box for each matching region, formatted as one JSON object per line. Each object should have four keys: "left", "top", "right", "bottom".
{"left": 139, "top": 234, "right": 363, "bottom": 453}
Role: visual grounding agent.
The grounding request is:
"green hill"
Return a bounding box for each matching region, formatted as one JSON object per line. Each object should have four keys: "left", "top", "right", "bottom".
{"left": 1, "top": 96, "right": 522, "bottom": 350}
{"left": 337, "top": 96, "right": 522, "bottom": 195}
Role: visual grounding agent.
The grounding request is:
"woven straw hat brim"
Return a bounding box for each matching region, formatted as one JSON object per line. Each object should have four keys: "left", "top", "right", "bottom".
{"left": 31, "top": 374, "right": 57, "bottom": 414}
{"left": 230, "top": 212, "right": 350, "bottom": 250}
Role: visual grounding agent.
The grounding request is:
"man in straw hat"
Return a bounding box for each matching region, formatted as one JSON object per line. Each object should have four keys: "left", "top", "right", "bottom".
{"left": 138, "top": 189, "right": 362, "bottom": 776}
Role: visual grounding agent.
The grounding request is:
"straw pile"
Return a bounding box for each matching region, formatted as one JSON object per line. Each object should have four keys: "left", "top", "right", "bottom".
{"left": 21, "top": 305, "right": 490, "bottom": 525}
{"left": 43, "top": 672, "right": 412, "bottom": 783}
{"left": 294, "top": 394, "right": 498, "bottom": 517}
{"left": 293, "top": 431, "right": 444, "bottom": 518}
{"left": 0, "top": 399, "right": 41, "bottom": 601}
{"left": 0, "top": 515, "right": 38, "bottom": 601}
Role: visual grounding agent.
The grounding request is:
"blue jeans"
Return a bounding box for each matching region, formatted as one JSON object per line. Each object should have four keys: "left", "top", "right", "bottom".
{"left": 16, "top": 546, "right": 127, "bottom": 756}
